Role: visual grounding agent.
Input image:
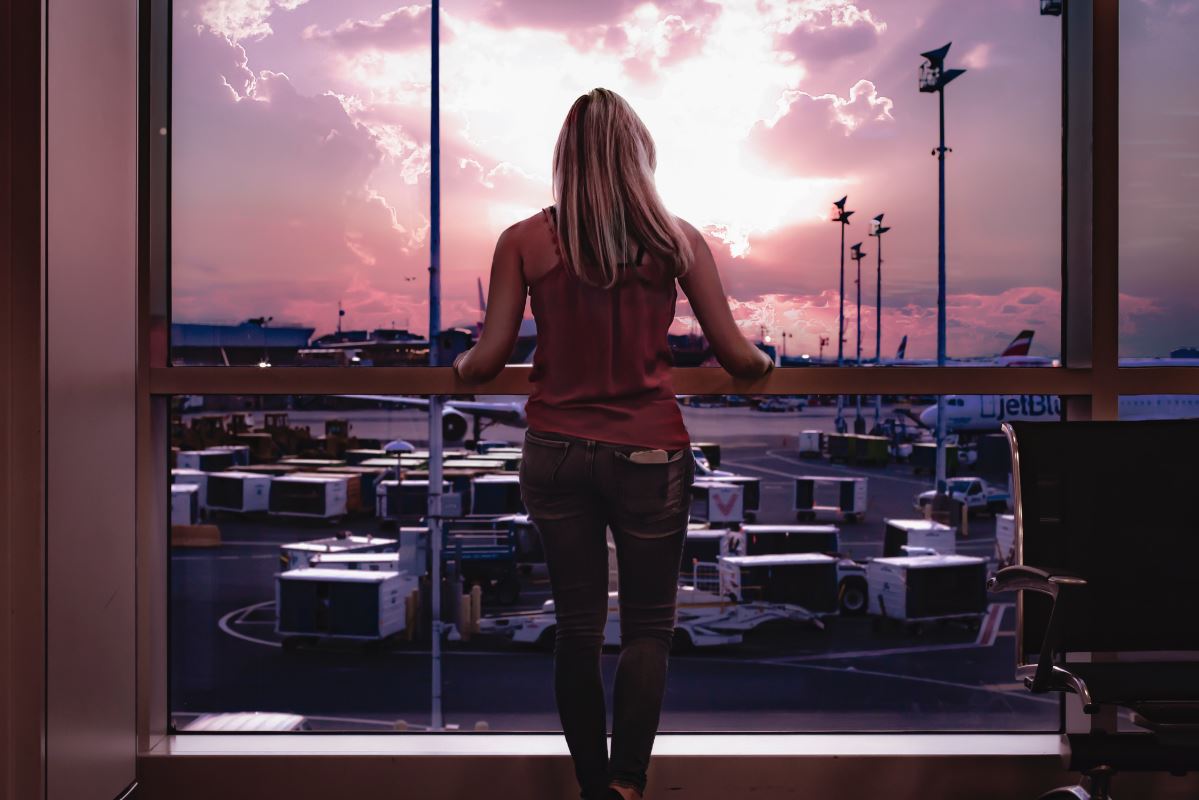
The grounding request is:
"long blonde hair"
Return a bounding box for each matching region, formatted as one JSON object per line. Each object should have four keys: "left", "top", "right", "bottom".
{"left": 551, "top": 88, "right": 694, "bottom": 289}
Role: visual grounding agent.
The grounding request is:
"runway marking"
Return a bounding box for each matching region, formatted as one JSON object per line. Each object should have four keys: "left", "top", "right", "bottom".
{"left": 721, "top": 454, "right": 928, "bottom": 489}
{"left": 762, "top": 604, "right": 1011, "bottom": 664}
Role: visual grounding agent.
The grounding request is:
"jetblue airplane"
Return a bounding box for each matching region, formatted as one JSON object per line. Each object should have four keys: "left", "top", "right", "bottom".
{"left": 920, "top": 394, "right": 1199, "bottom": 433}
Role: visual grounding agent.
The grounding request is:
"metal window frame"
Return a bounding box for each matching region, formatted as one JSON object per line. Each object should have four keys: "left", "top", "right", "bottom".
{"left": 127, "top": 0, "right": 1199, "bottom": 789}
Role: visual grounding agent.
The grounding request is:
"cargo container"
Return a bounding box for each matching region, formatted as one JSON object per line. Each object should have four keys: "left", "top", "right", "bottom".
{"left": 268, "top": 475, "right": 349, "bottom": 521}
{"left": 471, "top": 474, "right": 524, "bottom": 516}
{"left": 717, "top": 553, "right": 840, "bottom": 614}
{"left": 376, "top": 479, "right": 451, "bottom": 523}
{"left": 726, "top": 524, "right": 840, "bottom": 557}
{"left": 866, "top": 554, "right": 987, "bottom": 627}
{"left": 279, "top": 533, "right": 397, "bottom": 571}
{"left": 798, "top": 430, "right": 823, "bottom": 458}
{"left": 794, "top": 476, "right": 867, "bottom": 522}
{"left": 171, "top": 468, "right": 208, "bottom": 508}
{"left": 276, "top": 568, "right": 417, "bottom": 643}
{"left": 204, "top": 471, "right": 272, "bottom": 514}
{"left": 690, "top": 480, "right": 743, "bottom": 524}
{"left": 711, "top": 475, "right": 761, "bottom": 520}
{"left": 882, "top": 518, "right": 956, "bottom": 558}
{"left": 171, "top": 483, "right": 200, "bottom": 525}
{"left": 176, "top": 449, "right": 235, "bottom": 472}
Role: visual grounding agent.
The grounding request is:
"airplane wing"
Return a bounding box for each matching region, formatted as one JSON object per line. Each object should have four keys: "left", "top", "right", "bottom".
{"left": 336, "top": 394, "right": 527, "bottom": 423}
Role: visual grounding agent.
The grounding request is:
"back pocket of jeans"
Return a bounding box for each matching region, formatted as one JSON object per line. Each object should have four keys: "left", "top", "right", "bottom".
{"left": 612, "top": 448, "right": 689, "bottom": 515}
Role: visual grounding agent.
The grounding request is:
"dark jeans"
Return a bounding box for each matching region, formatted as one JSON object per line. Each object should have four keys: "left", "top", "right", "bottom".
{"left": 518, "top": 428, "right": 696, "bottom": 800}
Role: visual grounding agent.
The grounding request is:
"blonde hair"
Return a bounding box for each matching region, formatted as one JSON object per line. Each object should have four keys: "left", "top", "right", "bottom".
{"left": 551, "top": 88, "right": 694, "bottom": 289}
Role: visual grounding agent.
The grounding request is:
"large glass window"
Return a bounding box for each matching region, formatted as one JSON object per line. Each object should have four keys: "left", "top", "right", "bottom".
{"left": 172, "top": 1, "right": 1062, "bottom": 368}
{"left": 169, "top": 392, "right": 1056, "bottom": 732}
{"left": 1119, "top": 0, "right": 1199, "bottom": 363}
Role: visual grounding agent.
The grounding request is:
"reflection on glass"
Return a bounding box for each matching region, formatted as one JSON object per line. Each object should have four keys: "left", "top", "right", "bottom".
{"left": 169, "top": 392, "right": 1057, "bottom": 733}
{"left": 1119, "top": 1, "right": 1199, "bottom": 361}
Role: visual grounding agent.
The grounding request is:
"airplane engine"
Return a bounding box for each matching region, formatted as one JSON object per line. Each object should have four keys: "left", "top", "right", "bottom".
{"left": 442, "top": 408, "right": 469, "bottom": 442}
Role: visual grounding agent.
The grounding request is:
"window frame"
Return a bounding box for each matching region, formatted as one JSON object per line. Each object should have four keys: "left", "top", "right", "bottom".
{"left": 134, "top": 0, "right": 1199, "bottom": 786}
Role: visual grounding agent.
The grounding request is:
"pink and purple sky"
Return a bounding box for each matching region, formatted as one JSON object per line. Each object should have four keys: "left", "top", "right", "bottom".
{"left": 171, "top": 0, "right": 1198, "bottom": 360}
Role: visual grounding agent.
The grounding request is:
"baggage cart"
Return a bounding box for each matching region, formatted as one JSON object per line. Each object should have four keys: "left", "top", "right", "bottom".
{"left": 794, "top": 476, "right": 867, "bottom": 522}
{"left": 883, "top": 518, "right": 956, "bottom": 558}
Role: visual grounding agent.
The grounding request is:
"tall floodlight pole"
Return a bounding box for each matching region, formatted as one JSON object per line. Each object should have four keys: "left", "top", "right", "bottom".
{"left": 851, "top": 242, "right": 867, "bottom": 430}
{"left": 428, "top": 2, "right": 445, "bottom": 731}
{"left": 869, "top": 214, "right": 891, "bottom": 425}
{"left": 919, "top": 43, "right": 965, "bottom": 494}
{"left": 832, "top": 197, "right": 853, "bottom": 432}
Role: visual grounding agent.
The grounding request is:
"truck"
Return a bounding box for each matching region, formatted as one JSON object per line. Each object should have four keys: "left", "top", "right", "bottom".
{"left": 913, "top": 476, "right": 1010, "bottom": 517}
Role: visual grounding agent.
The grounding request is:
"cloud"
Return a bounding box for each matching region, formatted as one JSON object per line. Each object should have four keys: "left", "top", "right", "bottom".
{"left": 198, "top": 0, "right": 310, "bottom": 43}
{"left": 774, "top": 0, "right": 887, "bottom": 64}
{"left": 960, "top": 42, "right": 992, "bottom": 70}
{"left": 748, "top": 79, "right": 896, "bottom": 176}
{"left": 303, "top": 5, "right": 439, "bottom": 51}
{"left": 171, "top": 26, "right": 429, "bottom": 333}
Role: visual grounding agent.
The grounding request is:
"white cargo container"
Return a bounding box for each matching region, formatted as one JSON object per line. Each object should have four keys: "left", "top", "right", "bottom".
{"left": 798, "top": 430, "right": 823, "bottom": 458}
{"left": 690, "top": 480, "right": 743, "bottom": 524}
{"left": 171, "top": 468, "right": 208, "bottom": 508}
{"left": 724, "top": 524, "right": 840, "bottom": 558}
{"left": 176, "top": 449, "right": 235, "bottom": 472}
{"left": 171, "top": 483, "right": 200, "bottom": 525}
{"left": 268, "top": 475, "right": 349, "bottom": 520}
{"left": 276, "top": 568, "right": 417, "bottom": 641}
{"left": 207, "top": 444, "right": 251, "bottom": 467}
{"left": 882, "top": 519, "right": 956, "bottom": 558}
{"left": 717, "top": 553, "right": 840, "bottom": 614}
{"left": 995, "top": 513, "right": 1017, "bottom": 567}
{"left": 308, "top": 552, "right": 404, "bottom": 572}
{"left": 866, "top": 554, "right": 988, "bottom": 622}
{"left": 713, "top": 475, "right": 761, "bottom": 520}
{"left": 794, "top": 476, "right": 868, "bottom": 522}
{"left": 204, "top": 471, "right": 272, "bottom": 513}
{"left": 280, "top": 534, "right": 397, "bottom": 570}
{"left": 375, "top": 479, "right": 451, "bottom": 522}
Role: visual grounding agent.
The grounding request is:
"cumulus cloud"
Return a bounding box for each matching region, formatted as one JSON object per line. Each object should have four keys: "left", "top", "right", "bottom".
{"left": 302, "top": 5, "right": 439, "bottom": 51}
{"left": 748, "top": 79, "right": 896, "bottom": 176}
{"left": 198, "top": 0, "right": 310, "bottom": 43}
{"left": 773, "top": 0, "right": 887, "bottom": 64}
{"left": 171, "top": 26, "right": 428, "bottom": 330}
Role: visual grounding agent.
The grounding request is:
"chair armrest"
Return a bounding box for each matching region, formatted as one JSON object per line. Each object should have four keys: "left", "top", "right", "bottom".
{"left": 987, "top": 566, "right": 1088, "bottom": 693}
{"left": 987, "top": 565, "right": 1087, "bottom": 597}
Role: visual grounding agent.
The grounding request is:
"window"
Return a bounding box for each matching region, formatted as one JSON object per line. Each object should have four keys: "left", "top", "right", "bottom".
{"left": 169, "top": 392, "right": 1058, "bottom": 732}
{"left": 141, "top": 0, "right": 1171, "bottom": 761}
{"left": 1119, "top": 0, "right": 1199, "bottom": 363}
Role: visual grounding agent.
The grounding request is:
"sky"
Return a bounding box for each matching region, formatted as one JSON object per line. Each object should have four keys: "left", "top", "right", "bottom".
{"left": 171, "top": 0, "right": 1198, "bottom": 360}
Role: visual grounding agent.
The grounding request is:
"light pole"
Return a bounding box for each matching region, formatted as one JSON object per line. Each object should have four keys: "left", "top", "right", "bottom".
{"left": 851, "top": 242, "right": 867, "bottom": 432}
{"left": 428, "top": 0, "right": 445, "bottom": 731}
{"left": 869, "top": 214, "right": 891, "bottom": 425}
{"left": 818, "top": 335, "right": 829, "bottom": 364}
{"left": 919, "top": 42, "right": 965, "bottom": 495}
{"left": 832, "top": 196, "right": 853, "bottom": 433}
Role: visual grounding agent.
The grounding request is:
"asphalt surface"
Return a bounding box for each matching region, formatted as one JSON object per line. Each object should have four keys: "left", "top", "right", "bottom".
{"left": 172, "top": 404, "right": 1056, "bottom": 733}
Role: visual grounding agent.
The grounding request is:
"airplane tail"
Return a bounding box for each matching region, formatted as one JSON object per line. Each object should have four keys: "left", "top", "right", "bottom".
{"left": 895, "top": 335, "right": 908, "bottom": 361}
{"left": 1001, "top": 330, "right": 1034, "bottom": 357}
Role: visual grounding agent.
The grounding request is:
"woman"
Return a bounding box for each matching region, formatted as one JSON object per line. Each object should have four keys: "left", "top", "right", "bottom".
{"left": 453, "top": 88, "right": 773, "bottom": 800}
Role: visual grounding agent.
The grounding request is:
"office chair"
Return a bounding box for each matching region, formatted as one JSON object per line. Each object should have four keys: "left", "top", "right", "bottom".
{"left": 988, "top": 420, "right": 1199, "bottom": 800}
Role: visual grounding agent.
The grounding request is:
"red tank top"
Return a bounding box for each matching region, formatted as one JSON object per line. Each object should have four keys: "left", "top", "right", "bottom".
{"left": 524, "top": 206, "right": 691, "bottom": 450}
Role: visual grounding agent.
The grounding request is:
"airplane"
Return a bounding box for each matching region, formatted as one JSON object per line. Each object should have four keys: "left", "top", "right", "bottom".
{"left": 919, "top": 394, "right": 1199, "bottom": 433}
{"left": 867, "top": 330, "right": 1054, "bottom": 367}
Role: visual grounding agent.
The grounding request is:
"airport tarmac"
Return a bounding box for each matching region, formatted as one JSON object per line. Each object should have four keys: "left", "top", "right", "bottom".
{"left": 171, "top": 410, "right": 1053, "bottom": 733}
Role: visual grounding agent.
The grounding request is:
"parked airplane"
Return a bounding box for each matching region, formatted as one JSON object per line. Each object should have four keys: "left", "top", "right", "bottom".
{"left": 872, "top": 330, "right": 1052, "bottom": 367}
{"left": 919, "top": 394, "right": 1199, "bottom": 433}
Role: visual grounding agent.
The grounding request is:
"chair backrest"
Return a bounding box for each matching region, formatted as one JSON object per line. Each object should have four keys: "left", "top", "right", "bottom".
{"left": 1006, "top": 420, "right": 1199, "bottom": 661}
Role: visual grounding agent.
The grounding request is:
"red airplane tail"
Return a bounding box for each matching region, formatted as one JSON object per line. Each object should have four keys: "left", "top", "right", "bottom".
{"left": 1001, "top": 330, "right": 1034, "bottom": 357}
